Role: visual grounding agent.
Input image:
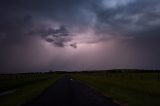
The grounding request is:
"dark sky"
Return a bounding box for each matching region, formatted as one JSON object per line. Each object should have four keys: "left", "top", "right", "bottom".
{"left": 0, "top": 0, "right": 160, "bottom": 73}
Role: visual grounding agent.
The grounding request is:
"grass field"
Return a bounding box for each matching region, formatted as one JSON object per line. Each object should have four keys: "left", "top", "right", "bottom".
{"left": 73, "top": 72, "right": 160, "bottom": 106}
{"left": 0, "top": 73, "right": 63, "bottom": 106}
{"left": 1, "top": 71, "right": 160, "bottom": 106}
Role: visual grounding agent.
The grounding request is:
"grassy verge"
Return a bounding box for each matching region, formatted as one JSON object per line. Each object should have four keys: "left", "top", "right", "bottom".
{"left": 0, "top": 74, "right": 54, "bottom": 93}
{"left": 72, "top": 73, "right": 160, "bottom": 106}
{"left": 0, "top": 74, "right": 63, "bottom": 106}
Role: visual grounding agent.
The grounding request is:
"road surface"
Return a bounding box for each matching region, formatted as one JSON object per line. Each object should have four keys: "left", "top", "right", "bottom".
{"left": 25, "top": 76, "right": 119, "bottom": 106}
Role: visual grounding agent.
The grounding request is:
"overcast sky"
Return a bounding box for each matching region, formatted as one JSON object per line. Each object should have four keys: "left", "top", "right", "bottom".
{"left": 0, "top": 0, "right": 160, "bottom": 73}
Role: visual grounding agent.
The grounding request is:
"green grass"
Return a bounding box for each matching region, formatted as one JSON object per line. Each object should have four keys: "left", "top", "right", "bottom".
{"left": 72, "top": 72, "right": 160, "bottom": 106}
{"left": 0, "top": 73, "right": 54, "bottom": 93}
{"left": 1, "top": 72, "right": 160, "bottom": 106}
{"left": 0, "top": 74, "right": 63, "bottom": 106}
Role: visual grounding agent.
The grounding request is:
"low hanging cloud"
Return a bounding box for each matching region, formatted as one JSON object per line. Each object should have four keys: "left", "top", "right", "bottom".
{"left": 30, "top": 25, "right": 73, "bottom": 47}
{"left": 0, "top": 15, "right": 73, "bottom": 48}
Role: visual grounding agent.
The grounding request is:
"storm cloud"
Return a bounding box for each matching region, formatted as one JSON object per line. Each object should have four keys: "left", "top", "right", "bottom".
{"left": 0, "top": 0, "right": 160, "bottom": 73}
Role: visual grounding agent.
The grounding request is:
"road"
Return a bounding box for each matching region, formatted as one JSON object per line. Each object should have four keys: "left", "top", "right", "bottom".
{"left": 25, "top": 76, "right": 119, "bottom": 106}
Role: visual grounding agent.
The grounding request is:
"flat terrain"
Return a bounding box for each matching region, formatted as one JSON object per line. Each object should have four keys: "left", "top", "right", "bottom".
{"left": 25, "top": 76, "right": 118, "bottom": 106}
{"left": 73, "top": 72, "right": 160, "bottom": 106}
{"left": 0, "top": 74, "right": 62, "bottom": 106}
{"left": 1, "top": 71, "right": 160, "bottom": 106}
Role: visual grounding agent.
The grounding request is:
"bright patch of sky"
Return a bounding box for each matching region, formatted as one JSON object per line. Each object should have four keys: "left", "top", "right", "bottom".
{"left": 102, "top": 0, "right": 136, "bottom": 9}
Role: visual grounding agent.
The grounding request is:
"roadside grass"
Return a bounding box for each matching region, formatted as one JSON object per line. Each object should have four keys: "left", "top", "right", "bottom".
{"left": 0, "top": 74, "right": 63, "bottom": 106}
{"left": 73, "top": 73, "right": 160, "bottom": 106}
{"left": 0, "top": 74, "right": 54, "bottom": 93}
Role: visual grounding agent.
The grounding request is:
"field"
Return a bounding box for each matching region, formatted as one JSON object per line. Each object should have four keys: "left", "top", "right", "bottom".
{"left": 0, "top": 73, "right": 63, "bottom": 106}
{"left": 73, "top": 72, "right": 160, "bottom": 106}
{"left": 0, "top": 71, "right": 160, "bottom": 106}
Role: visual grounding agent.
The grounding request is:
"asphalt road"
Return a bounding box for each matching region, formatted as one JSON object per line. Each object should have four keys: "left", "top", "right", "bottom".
{"left": 25, "top": 76, "right": 119, "bottom": 106}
